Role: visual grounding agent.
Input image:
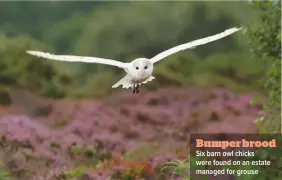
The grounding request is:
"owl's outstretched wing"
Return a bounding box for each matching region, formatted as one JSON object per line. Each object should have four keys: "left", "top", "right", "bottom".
{"left": 26, "top": 50, "right": 129, "bottom": 68}
{"left": 150, "top": 27, "right": 242, "bottom": 64}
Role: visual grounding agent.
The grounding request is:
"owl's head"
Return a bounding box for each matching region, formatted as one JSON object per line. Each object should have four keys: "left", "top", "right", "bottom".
{"left": 129, "top": 58, "right": 153, "bottom": 79}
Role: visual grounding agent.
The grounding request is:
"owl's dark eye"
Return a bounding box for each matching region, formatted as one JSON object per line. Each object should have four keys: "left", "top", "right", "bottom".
{"left": 136, "top": 67, "right": 139, "bottom": 70}
{"left": 144, "top": 66, "right": 148, "bottom": 69}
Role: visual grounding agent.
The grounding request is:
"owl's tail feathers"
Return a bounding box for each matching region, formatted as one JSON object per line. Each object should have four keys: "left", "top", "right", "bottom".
{"left": 112, "top": 75, "right": 133, "bottom": 89}
{"left": 112, "top": 75, "right": 155, "bottom": 89}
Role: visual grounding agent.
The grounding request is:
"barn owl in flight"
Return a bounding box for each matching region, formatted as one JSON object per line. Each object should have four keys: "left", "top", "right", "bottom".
{"left": 27, "top": 27, "right": 242, "bottom": 94}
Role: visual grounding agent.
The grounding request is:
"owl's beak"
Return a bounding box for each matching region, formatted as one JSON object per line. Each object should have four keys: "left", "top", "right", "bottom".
{"left": 140, "top": 71, "right": 145, "bottom": 78}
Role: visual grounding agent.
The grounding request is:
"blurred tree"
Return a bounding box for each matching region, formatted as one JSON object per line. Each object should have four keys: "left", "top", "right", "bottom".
{"left": 248, "top": 0, "right": 281, "bottom": 132}
{"left": 42, "top": 13, "right": 89, "bottom": 54}
{"left": 0, "top": 32, "right": 73, "bottom": 103}
{"left": 73, "top": 1, "right": 260, "bottom": 80}
{"left": 0, "top": 1, "right": 267, "bottom": 99}
{"left": 194, "top": 52, "right": 266, "bottom": 91}
{"left": 0, "top": 1, "right": 105, "bottom": 39}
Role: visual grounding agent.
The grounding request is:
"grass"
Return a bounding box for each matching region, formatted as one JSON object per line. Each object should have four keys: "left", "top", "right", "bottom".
{"left": 160, "top": 158, "right": 190, "bottom": 180}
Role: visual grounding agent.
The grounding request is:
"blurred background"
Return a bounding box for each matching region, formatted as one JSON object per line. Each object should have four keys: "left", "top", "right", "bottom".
{"left": 0, "top": 1, "right": 266, "bottom": 99}
{"left": 0, "top": 1, "right": 280, "bottom": 180}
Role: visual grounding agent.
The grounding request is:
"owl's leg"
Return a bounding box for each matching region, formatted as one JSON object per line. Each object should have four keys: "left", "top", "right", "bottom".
{"left": 133, "top": 84, "right": 136, "bottom": 94}
{"left": 136, "top": 84, "right": 140, "bottom": 93}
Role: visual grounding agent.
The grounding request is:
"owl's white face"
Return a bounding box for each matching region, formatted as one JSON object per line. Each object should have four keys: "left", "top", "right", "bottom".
{"left": 128, "top": 58, "right": 153, "bottom": 81}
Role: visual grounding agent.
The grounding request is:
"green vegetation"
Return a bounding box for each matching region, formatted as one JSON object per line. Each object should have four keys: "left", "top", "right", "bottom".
{"left": 0, "top": 32, "right": 72, "bottom": 102}
{"left": 0, "top": 1, "right": 267, "bottom": 100}
{"left": 160, "top": 158, "right": 189, "bottom": 179}
{"left": 0, "top": 169, "right": 10, "bottom": 180}
{"left": 0, "top": 150, "right": 11, "bottom": 180}
{"left": 248, "top": 0, "right": 281, "bottom": 133}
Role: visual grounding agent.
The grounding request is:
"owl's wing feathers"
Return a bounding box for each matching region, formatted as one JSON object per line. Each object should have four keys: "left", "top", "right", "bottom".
{"left": 150, "top": 27, "right": 242, "bottom": 64}
{"left": 26, "top": 50, "right": 129, "bottom": 68}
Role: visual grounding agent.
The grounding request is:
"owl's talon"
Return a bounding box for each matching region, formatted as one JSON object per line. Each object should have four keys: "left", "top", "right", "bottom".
{"left": 132, "top": 84, "right": 140, "bottom": 94}
{"left": 136, "top": 84, "right": 140, "bottom": 93}
{"left": 133, "top": 84, "right": 137, "bottom": 94}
